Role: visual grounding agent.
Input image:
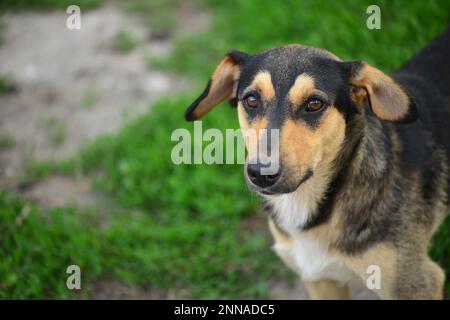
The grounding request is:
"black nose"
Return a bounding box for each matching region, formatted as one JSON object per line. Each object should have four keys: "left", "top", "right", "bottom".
{"left": 247, "top": 162, "right": 280, "bottom": 188}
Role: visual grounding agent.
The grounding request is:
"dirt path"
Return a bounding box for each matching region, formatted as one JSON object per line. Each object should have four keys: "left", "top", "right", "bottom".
{"left": 0, "top": 5, "right": 210, "bottom": 202}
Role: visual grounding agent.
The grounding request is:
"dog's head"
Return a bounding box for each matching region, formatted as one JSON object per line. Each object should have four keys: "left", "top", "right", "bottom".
{"left": 185, "top": 45, "right": 417, "bottom": 195}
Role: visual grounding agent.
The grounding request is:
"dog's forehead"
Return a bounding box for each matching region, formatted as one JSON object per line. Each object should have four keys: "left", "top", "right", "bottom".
{"left": 239, "top": 45, "right": 343, "bottom": 95}
{"left": 258, "top": 45, "right": 341, "bottom": 66}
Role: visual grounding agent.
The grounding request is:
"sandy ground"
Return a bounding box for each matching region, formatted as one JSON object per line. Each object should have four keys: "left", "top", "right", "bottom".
{"left": 0, "top": 5, "right": 202, "bottom": 191}
{"left": 0, "top": 4, "right": 378, "bottom": 300}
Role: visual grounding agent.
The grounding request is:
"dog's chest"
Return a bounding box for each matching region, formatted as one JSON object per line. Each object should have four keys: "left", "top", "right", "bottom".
{"left": 274, "top": 231, "right": 354, "bottom": 282}
{"left": 269, "top": 194, "right": 354, "bottom": 282}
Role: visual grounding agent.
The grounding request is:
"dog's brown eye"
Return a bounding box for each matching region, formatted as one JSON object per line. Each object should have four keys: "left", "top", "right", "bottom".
{"left": 244, "top": 94, "right": 258, "bottom": 108}
{"left": 305, "top": 98, "right": 324, "bottom": 112}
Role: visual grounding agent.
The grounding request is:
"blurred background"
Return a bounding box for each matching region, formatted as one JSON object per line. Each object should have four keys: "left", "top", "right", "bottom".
{"left": 0, "top": 0, "right": 449, "bottom": 299}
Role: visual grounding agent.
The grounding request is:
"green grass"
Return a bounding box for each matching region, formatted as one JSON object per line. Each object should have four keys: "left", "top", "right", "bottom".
{"left": 0, "top": 97, "right": 279, "bottom": 298}
{"left": 0, "top": 0, "right": 102, "bottom": 10}
{"left": 0, "top": 76, "right": 15, "bottom": 95}
{"left": 0, "top": 134, "right": 15, "bottom": 150}
{"left": 1, "top": 0, "right": 450, "bottom": 299}
{"left": 0, "top": 192, "right": 102, "bottom": 299}
{"left": 123, "top": 0, "right": 178, "bottom": 37}
{"left": 46, "top": 96, "right": 278, "bottom": 298}
{"left": 152, "top": 0, "right": 450, "bottom": 77}
{"left": 0, "top": 78, "right": 7, "bottom": 94}
{"left": 112, "top": 30, "right": 138, "bottom": 53}
{"left": 2, "top": 95, "right": 281, "bottom": 299}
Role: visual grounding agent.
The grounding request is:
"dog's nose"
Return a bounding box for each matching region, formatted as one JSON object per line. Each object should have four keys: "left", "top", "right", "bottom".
{"left": 247, "top": 162, "right": 280, "bottom": 188}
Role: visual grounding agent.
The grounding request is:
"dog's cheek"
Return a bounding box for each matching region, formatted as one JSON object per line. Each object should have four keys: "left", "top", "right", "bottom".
{"left": 237, "top": 103, "right": 249, "bottom": 131}
{"left": 318, "top": 107, "right": 346, "bottom": 163}
{"left": 279, "top": 108, "right": 346, "bottom": 176}
{"left": 237, "top": 104, "right": 251, "bottom": 155}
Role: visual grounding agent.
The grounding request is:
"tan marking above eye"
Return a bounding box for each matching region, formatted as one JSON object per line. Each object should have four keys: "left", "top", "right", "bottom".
{"left": 288, "top": 74, "right": 316, "bottom": 111}
{"left": 243, "top": 71, "right": 275, "bottom": 103}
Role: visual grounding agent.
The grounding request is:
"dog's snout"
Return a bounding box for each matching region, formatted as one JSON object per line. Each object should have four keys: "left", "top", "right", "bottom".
{"left": 247, "top": 162, "right": 280, "bottom": 188}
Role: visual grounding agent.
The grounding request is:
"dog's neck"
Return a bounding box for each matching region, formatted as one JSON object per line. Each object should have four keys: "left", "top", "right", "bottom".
{"left": 265, "top": 112, "right": 391, "bottom": 232}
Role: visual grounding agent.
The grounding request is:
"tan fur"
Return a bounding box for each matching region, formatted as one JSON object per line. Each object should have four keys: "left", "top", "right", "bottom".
{"left": 339, "top": 243, "right": 397, "bottom": 299}
{"left": 303, "top": 279, "right": 350, "bottom": 300}
{"left": 192, "top": 56, "right": 240, "bottom": 119}
{"left": 350, "top": 63, "right": 411, "bottom": 121}
{"left": 237, "top": 103, "right": 249, "bottom": 130}
{"left": 243, "top": 71, "right": 275, "bottom": 102}
{"left": 337, "top": 243, "right": 445, "bottom": 300}
{"left": 238, "top": 102, "right": 268, "bottom": 154}
{"left": 280, "top": 108, "right": 346, "bottom": 185}
{"left": 288, "top": 74, "right": 316, "bottom": 110}
{"left": 424, "top": 258, "right": 446, "bottom": 300}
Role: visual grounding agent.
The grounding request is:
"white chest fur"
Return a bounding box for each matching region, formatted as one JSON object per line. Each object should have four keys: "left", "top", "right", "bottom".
{"left": 273, "top": 231, "right": 354, "bottom": 282}
{"left": 267, "top": 193, "right": 354, "bottom": 283}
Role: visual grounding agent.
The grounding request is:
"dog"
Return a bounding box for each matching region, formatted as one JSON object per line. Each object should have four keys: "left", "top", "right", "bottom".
{"left": 184, "top": 26, "right": 450, "bottom": 299}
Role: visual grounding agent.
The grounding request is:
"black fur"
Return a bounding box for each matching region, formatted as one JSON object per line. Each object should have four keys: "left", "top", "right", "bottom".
{"left": 185, "top": 80, "right": 211, "bottom": 121}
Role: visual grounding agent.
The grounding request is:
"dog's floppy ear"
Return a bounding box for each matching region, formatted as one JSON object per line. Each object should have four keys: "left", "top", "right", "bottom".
{"left": 185, "top": 50, "right": 249, "bottom": 121}
{"left": 343, "top": 61, "right": 418, "bottom": 123}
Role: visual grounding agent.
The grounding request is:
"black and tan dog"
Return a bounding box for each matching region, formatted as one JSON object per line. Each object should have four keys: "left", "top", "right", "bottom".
{"left": 185, "top": 27, "right": 450, "bottom": 299}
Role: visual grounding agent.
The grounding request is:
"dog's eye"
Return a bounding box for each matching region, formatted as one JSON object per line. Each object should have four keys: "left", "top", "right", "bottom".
{"left": 243, "top": 94, "right": 258, "bottom": 108}
{"left": 305, "top": 98, "right": 324, "bottom": 112}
